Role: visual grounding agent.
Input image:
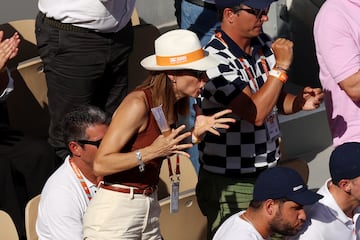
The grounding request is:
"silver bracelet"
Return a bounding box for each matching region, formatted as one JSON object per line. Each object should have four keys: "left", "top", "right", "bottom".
{"left": 274, "top": 65, "right": 288, "bottom": 73}
{"left": 135, "top": 150, "right": 145, "bottom": 172}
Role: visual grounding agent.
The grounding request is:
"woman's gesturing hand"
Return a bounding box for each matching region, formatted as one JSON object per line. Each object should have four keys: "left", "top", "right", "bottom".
{"left": 150, "top": 125, "right": 193, "bottom": 158}
{"left": 193, "top": 109, "right": 236, "bottom": 139}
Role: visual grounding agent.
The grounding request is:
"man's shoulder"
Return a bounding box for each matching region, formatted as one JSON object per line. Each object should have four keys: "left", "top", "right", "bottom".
{"left": 204, "top": 38, "right": 237, "bottom": 66}
{"left": 39, "top": 162, "right": 84, "bottom": 215}
{"left": 205, "top": 37, "right": 227, "bottom": 53}
{"left": 41, "top": 160, "right": 76, "bottom": 195}
{"left": 214, "top": 211, "right": 264, "bottom": 240}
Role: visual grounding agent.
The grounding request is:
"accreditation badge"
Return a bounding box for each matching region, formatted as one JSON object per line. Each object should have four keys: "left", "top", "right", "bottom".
{"left": 265, "top": 111, "right": 281, "bottom": 141}
{"left": 170, "top": 181, "right": 179, "bottom": 213}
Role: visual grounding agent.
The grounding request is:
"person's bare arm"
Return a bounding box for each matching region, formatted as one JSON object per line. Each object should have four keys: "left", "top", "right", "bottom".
{"left": 338, "top": 71, "right": 360, "bottom": 101}
{"left": 93, "top": 91, "right": 192, "bottom": 176}
{"left": 230, "top": 38, "right": 293, "bottom": 126}
{"left": 0, "top": 31, "right": 20, "bottom": 71}
{"left": 277, "top": 87, "right": 324, "bottom": 115}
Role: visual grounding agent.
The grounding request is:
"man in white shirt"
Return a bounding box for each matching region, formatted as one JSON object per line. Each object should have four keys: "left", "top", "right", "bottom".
{"left": 213, "top": 167, "right": 323, "bottom": 240}
{"left": 35, "top": 0, "right": 135, "bottom": 163}
{"left": 36, "top": 105, "right": 109, "bottom": 240}
{"left": 288, "top": 142, "right": 360, "bottom": 240}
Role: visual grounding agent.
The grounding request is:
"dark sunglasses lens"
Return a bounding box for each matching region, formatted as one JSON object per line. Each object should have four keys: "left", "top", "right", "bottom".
{"left": 78, "top": 139, "right": 102, "bottom": 147}
{"left": 186, "top": 70, "right": 204, "bottom": 79}
{"left": 196, "top": 71, "right": 207, "bottom": 80}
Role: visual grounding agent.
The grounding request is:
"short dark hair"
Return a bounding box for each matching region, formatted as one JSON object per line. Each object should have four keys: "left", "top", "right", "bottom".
{"left": 218, "top": 9, "right": 225, "bottom": 21}
{"left": 62, "top": 105, "right": 110, "bottom": 147}
{"left": 218, "top": 4, "right": 244, "bottom": 21}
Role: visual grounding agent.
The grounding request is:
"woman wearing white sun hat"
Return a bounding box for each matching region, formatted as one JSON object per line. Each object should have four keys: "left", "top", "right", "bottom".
{"left": 82, "top": 29, "right": 235, "bottom": 239}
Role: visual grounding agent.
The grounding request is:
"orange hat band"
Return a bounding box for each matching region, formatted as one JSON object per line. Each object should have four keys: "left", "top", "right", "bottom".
{"left": 156, "top": 49, "right": 204, "bottom": 66}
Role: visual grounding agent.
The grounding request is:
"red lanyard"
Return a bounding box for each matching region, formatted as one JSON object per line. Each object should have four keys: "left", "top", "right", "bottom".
{"left": 215, "top": 31, "right": 270, "bottom": 91}
{"left": 215, "top": 31, "right": 227, "bottom": 46}
{"left": 215, "top": 30, "right": 257, "bottom": 90}
{"left": 167, "top": 154, "right": 180, "bottom": 182}
{"left": 69, "top": 158, "right": 92, "bottom": 201}
{"left": 240, "top": 58, "right": 259, "bottom": 91}
{"left": 259, "top": 49, "right": 270, "bottom": 75}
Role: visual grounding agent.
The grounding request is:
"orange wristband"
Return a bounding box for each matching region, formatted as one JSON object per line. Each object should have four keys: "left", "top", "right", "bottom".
{"left": 269, "top": 69, "right": 288, "bottom": 83}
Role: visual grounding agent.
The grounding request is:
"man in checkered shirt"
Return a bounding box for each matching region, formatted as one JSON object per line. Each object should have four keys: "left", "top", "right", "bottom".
{"left": 195, "top": 0, "right": 324, "bottom": 239}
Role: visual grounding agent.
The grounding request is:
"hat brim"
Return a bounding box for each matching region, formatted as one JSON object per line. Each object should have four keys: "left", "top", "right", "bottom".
{"left": 288, "top": 189, "right": 323, "bottom": 206}
{"left": 140, "top": 50, "right": 220, "bottom": 71}
{"left": 244, "top": 0, "right": 277, "bottom": 9}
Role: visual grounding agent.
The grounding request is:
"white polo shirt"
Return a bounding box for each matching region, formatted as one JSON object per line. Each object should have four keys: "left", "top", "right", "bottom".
{"left": 36, "top": 156, "right": 97, "bottom": 240}
{"left": 287, "top": 179, "right": 360, "bottom": 240}
{"left": 38, "top": 0, "right": 135, "bottom": 32}
{"left": 213, "top": 211, "right": 268, "bottom": 240}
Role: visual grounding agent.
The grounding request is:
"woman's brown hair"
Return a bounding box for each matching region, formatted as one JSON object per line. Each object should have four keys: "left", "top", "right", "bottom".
{"left": 136, "top": 72, "right": 190, "bottom": 125}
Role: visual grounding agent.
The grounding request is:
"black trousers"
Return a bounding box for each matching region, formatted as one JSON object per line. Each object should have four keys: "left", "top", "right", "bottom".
{"left": 35, "top": 13, "right": 134, "bottom": 159}
{"left": 0, "top": 128, "right": 56, "bottom": 239}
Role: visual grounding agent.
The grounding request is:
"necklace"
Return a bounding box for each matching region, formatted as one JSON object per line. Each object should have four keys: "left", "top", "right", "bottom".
{"left": 241, "top": 212, "right": 269, "bottom": 240}
{"left": 241, "top": 212, "right": 254, "bottom": 226}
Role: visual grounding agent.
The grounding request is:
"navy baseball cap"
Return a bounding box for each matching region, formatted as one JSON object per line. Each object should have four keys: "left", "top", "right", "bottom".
{"left": 330, "top": 142, "right": 360, "bottom": 183}
{"left": 253, "top": 167, "right": 323, "bottom": 206}
{"left": 216, "top": 0, "right": 277, "bottom": 10}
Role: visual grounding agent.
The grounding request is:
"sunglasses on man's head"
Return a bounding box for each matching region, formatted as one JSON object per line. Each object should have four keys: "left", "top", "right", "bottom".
{"left": 232, "top": 6, "right": 270, "bottom": 19}
{"left": 77, "top": 139, "right": 102, "bottom": 148}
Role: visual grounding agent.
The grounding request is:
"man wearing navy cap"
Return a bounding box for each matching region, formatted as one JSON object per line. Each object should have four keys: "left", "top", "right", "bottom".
{"left": 288, "top": 142, "right": 360, "bottom": 239}
{"left": 213, "top": 167, "right": 322, "bottom": 240}
{"left": 196, "top": 0, "right": 324, "bottom": 238}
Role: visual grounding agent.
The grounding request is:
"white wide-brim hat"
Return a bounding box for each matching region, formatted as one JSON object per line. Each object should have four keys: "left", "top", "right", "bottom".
{"left": 140, "top": 29, "right": 219, "bottom": 71}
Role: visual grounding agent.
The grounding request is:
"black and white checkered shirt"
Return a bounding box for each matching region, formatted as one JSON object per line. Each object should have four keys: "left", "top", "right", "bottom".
{"left": 199, "top": 30, "right": 280, "bottom": 177}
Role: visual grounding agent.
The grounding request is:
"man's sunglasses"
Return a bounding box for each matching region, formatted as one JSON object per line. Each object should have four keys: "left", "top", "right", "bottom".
{"left": 232, "top": 7, "right": 269, "bottom": 19}
{"left": 77, "top": 139, "right": 102, "bottom": 148}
